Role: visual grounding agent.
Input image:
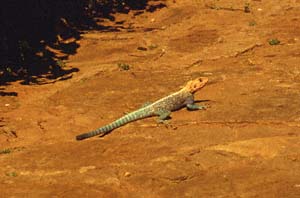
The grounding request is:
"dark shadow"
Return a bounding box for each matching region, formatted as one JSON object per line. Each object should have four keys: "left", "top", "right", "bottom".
{"left": 194, "top": 99, "right": 211, "bottom": 103}
{"left": 0, "top": 88, "right": 17, "bottom": 96}
{"left": 0, "top": 91, "right": 18, "bottom": 97}
{"left": 92, "top": 0, "right": 166, "bottom": 20}
{"left": 0, "top": 0, "right": 166, "bottom": 88}
{"left": 147, "top": 3, "right": 167, "bottom": 12}
{"left": 99, "top": 131, "right": 114, "bottom": 138}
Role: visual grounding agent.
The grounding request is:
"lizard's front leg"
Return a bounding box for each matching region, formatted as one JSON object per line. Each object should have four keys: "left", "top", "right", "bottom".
{"left": 185, "top": 95, "right": 206, "bottom": 111}
{"left": 186, "top": 103, "right": 206, "bottom": 111}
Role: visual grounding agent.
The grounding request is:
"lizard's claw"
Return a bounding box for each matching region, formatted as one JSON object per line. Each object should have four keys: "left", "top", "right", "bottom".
{"left": 156, "top": 119, "right": 169, "bottom": 124}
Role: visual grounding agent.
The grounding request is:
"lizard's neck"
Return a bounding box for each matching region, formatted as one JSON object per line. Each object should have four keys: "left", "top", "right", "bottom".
{"left": 180, "top": 87, "right": 193, "bottom": 94}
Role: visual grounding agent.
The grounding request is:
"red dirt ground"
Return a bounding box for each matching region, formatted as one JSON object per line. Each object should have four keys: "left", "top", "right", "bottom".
{"left": 1, "top": 0, "right": 300, "bottom": 197}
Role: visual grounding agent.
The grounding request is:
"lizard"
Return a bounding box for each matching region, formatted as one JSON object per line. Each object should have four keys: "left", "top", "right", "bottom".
{"left": 76, "top": 77, "right": 208, "bottom": 141}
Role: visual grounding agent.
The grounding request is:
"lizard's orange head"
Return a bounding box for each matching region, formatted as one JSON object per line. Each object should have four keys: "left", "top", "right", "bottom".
{"left": 184, "top": 77, "right": 208, "bottom": 93}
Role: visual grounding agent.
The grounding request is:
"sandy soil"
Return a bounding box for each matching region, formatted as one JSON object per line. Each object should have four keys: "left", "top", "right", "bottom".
{"left": 1, "top": 0, "right": 300, "bottom": 197}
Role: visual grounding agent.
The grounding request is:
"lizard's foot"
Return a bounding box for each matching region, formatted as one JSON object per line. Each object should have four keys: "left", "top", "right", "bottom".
{"left": 197, "top": 104, "right": 207, "bottom": 110}
{"left": 156, "top": 119, "right": 171, "bottom": 129}
{"left": 156, "top": 119, "right": 177, "bottom": 130}
{"left": 156, "top": 118, "right": 169, "bottom": 124}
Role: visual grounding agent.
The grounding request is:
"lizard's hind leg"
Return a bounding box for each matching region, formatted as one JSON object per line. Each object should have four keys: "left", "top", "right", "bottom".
{"left": 155, "top": 109, "right": 171, "bottom": 123}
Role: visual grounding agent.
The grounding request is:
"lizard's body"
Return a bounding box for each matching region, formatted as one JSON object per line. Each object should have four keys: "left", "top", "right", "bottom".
{"left": 76, "top": 77, "right": 208, "bottom": 141}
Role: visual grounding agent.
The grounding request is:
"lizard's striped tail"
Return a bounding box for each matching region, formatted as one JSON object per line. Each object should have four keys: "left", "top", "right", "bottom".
{"left": 76, "top": 109, "right": 151, "bottom": 141}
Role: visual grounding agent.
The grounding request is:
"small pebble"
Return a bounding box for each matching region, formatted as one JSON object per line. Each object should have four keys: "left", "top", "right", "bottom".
{"left": 124, "top": 172, "right": 131, "bottom": 177}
